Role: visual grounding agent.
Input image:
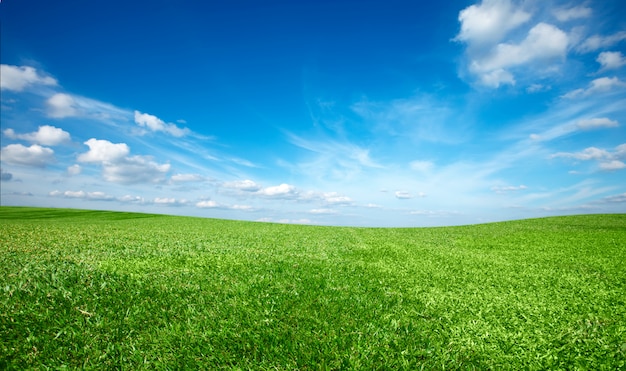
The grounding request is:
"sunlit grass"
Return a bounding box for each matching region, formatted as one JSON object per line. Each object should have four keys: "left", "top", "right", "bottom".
{"left": 1, "top": 207, "right": 625, "bottom": 369}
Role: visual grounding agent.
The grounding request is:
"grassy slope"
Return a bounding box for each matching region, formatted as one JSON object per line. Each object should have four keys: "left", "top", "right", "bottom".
{"left": 0, "top": 206, "right": 625, "bottom": 369}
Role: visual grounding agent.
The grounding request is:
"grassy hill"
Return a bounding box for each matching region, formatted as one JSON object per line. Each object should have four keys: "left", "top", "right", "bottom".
{"left": 1, "top": 207, "right": 625, "bottom": 369}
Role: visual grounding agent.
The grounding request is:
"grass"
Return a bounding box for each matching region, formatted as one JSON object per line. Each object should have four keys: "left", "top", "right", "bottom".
{"left": 1, "top": 206, "right": 625, "bottom": 370}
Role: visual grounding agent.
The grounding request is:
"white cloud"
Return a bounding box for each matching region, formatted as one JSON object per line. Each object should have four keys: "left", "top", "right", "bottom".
{"left": 576, "top": 118, "right": 619, "bottom": 130}
{"left": 78, "top": 138, "right": 130, "bottom": 163}
{"left": 599, "top": 160, "right": 626, "bottom": 170}
{"left": 0, "top": 64, "right": 57, "bottom": 91}
{"left": 455, "top": 0, "right": 530, "bottom": 45}
{"left": 67, "top": 164, "right": 82, "bottom": 176}
{"left": 231, "top": 204, "right": 254, "bottom": 211}
{"left": 561, "top": 77, "right": 626, "bottom": 98}
{"left": 3, "top": 125, "right": 71, "bottom": 146}
{"left": 601, "top": 193, "right": 626, "bottom": 203}
{"left": 45, "top": 92, "right": 130, "bottom": 122}
{"left": 134, "top": 111, "right": 190, "bottom": 137}
{"left": 551, "top": 147, "right": 611, "bottom": 161}
{"left": 223, "top": 179, "right": 262, "bottom": 192}
{"left": 49, "top": 190, "right": 115, "bottom": 201}
{"left": 287, "top": 134, "right": 382, "bottom": 181}
{"left": 118, "top": 195, "right": 146, "bottom": 204}
{"left": 578, "top": 31, "right": 626, "bottom": 53}
{"left": 550, "top": 143, "right": 626, "bottom": 171}
{"left": 154, "top": 197, "right": 189, "bottom": 206}
{"left": 395, "top": 191, "right": 413, "bottom": 199}
{"left": 309, "top": 208, "right": 338, "bottom": 215}
{"left": 101, "top": 155, "right": 170, "bottom": 184}
{"left": 470, "top": 23, "right": 568, "bottom": 87}
{"left": 491, "top": 184, "right": 527, "bottom": 193}
{"left": 478, "top": 69, "right": 515, "bottom": 88}
{"left": 322, "top": 192, "right": 353, "bottom": 205}
{"left": 553, "top": 5, "right": 592, "bottom": 22}
{"left": 170, "top": 173, "right": 206, "bottom": 183}
{"left": 257, "top": 183, "right": 299, "bottom": 199}
{"left": 77, "top": 138, "right": 169, "bottom": 184}
{"left": 597, "top": 51, "right": 626, "bottom": 70}
{"left": 196, "top": 200, "right": 221, "bottom": 208}
{"left": 1, "top": 144, "right": 55, "bottom": 167}
{"left": 409, "top": 210, "right": 460, "bottom": 217}
{"left": 47, "top": 93, "right": 79, "bottom": 118}
{"left": 526, "top": 83, "right": 551, "bottom": 93}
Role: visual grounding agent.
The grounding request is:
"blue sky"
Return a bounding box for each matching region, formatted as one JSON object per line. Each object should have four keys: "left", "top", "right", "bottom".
{"left": 1, "top": 0, "right": 625, "bottom": 226}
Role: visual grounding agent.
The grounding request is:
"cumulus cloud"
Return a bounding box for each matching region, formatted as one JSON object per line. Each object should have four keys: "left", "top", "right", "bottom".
{"left": 46, "top": 93, "right": 79, "bottom": 118}
{"left": 553, "top": 5, "right": 592, "bottom": 22}
{"left": 154, "top": 197, "right": 189, "bottom": 206}
{"left": 67, "top": 164, "right": 82, "bottom": 176}
{"left": 576, "top": 118, "right": 619, "bottom": 130}
{"left": 0, "top": 64, "right": 57, "bottom": 91}
{"left": 578, "top": 31, "right": 626, "bottom": 53}
{"left": 195, "top": 199, "right": 254, "bottom": 210}
{"left": 1, "top": 144, "right": 55, "bottom": 167}
{"left": 49, "top": 190, "right": 116, "bottom": 201}
{"left": 170, "top": 173, "right": 206, "bottom": 183}
{"left": 118, "top": 195, "right": 146, "bottom": 204}
{"left": 3, "top": 125, "right": 71, "bottom": 146}
{"left": 561, "top": 77, "right": 626, "bottom": 98}
{"left": 134, "top": 111, "right": 190, "bottom": 137}
{"left": 597, "top": 51, "right": 626, "bottom": 71}
{"left": 455, "top": 0, "right": 530, "bottom": 45}
{"left": 409, "top": 210, "right": 460, "bottom": 218}
{"left": 256, "top": 183, "right": 299, "bottom": 199}
{"left": 395, "top": 191, "right": 413, "bottom": 199}
{"left": 550, "top": 143, "right": 626, "bottom": 171}
{"left": 231, "top": 204, "right": 255, "bottom": 211}
{"left": 77, "top": 138, "right": 170, "bottom": 184}
{"left": 196, "top": 200, "right": 221, "bottom": 208}
{"left": 78, "top": 139, "right": 130, "bottom": 163}
{"left": 322, "top": 192, "right": 353, "bottom": 205}
{"left": 309, "top": 208, "right": 338, "bottom": 215}
{"left": 599, "top": 160, "right": 626, "bottom": 170}
{"left": 101, "top": 156, "right": 170, "bottom": 184}
{"left": 223, "top": 179, "right": 262, "bottom": 192}
{"left": 551, "top": 147, "right": 611, "bottom": 161}
{"left": 469, "top": 23, "right": 568, "bottom": 87}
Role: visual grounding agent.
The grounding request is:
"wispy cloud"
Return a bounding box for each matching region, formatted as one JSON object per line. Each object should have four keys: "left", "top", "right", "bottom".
{"left": 577, "top": 31, "right": 626, "bottom": 53}
{"left": 0, "top": 64, "right": 57, "bottom": 91}
{"left": 550, "top": 143, "right": 626, "bottom": 171}
{"left": 562, "top": 77, "right": 626, "bottom": 99}
{"left": 134, "top": 111, "right": 190, "bottom": 137}
{"left": 552, "top": 5, "right": 592, "bottom": 22}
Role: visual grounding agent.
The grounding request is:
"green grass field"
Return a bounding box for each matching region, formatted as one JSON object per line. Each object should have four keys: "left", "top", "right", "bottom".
{"left": 1, "top": 207, "right": 625, "bottom": 370}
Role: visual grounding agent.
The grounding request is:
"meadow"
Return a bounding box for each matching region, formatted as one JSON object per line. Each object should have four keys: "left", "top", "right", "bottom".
{"left": 1, "top": 206, "right": 625, "bottom": 370}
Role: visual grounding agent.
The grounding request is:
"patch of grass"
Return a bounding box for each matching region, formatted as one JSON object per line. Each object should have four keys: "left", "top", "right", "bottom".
{"left": 1, "top": 207, "right": 625, "bottom": 369}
